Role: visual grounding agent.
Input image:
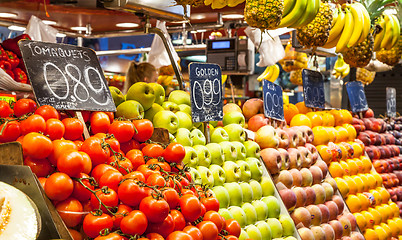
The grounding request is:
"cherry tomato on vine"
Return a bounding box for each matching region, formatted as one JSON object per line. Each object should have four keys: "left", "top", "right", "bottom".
{"left": 62, "top": 118, "right": 84, "bottom": 140}
{"left": 112, "top": 204, "right": 132, "bottom": 229}
{"left": 183, "top": 225, "right": 203, "bottom": 240}
{"left": 146, "top": 233, "right": 164, "bottom": 240}
{"left": 132, "top": 119, "right": 154, "bottom": 142}
{"left": 68, "top": 228, "right": 84, "bottom": 240}
{"left": 23, "top": 132, "right": 53, "bottom": 159}
{"left": 0, "top": 120, "right": 20, "bottom": 143}
{"left": 170, "top": 209, "right": 186, "bottom": 231}
{"left": 24, "top": 156, "right": 54, "bottom": 177}
{"left": 179, "top": 194, "right": 202, "bottom": 222}
{"left": 46, "top": 118, "right": 65, "bottom": 140}
{"left": 0, "top": 100, "right": 13, "bottom": 118}
{"left": 57, "top": 150, "right": 85, "bottom": 177}
{"left": 83, "top": 212, "right": 114, "bottom": 238}
{"left": 166, "top": 231, "right": 193, "bottom": 240}
{"left": 49, "top": 139, "right": 78, "bottom": 165}
{"left": 109, "top": 157, "right": 133, "bottom": 175}
{"left": 146, "top": 158, "right": 171, "bottom": 172}
{"left": 163, "top": 143, "right": 185, "bottom": 164}
{"left": 108, "top": 120, "right": 135, "bottom": 143}
{"left": 120, "top": 210, "right": 148, "bottom": 236}
{"left": 91, "top": 164, "right": 119, "bottom": 183}
{"left": 201, "top": 196, "right": 220, "bottom": 212}
{"left": 38, "top": 177, "right": 47, "bottom": 189}
{"left": 197, "top": 221, "right": 219, "bottom": 240}
{"left": 90, "top": 188, "right": 119, "bottom": 213}
{"left": 72, "top": 173, "right": 94, "bottom": 202}
{"left": 55, "top": 197, "right": 83, "bottom": 227}
{"left": 90, "top": 112, "right": 111, "bottom": 134}
{"left": 20, "top": 114, "right": 46, "bottom": 135}
{"left": 122, "top": 171, "right": 145, "bottom": 182}
{"left": 99, "top": 170, "right": 123, "bottom": 192}
{"left": 137, "top": 164, "right": 159, "bottom": 180}
{"left": 94, "top": 232, "right": 125, "bottom": 240}
{"left": 162, "top": 187, "right": 180, "bottom": 210}
{"left": 203, "top": 210, "right": 226, "bottom": 232}
{"left": 146, "top": 173, "right": 166, "bottom": 187}
{"left": 79, "top": 151, "right": 92, "bottom": 174}
{"left": 45, "top": 172, "right": 74, "bottom": 201}
{"left": 142, "top": 143, "right": 164, "bottom": 158}
{"left": 225, "top": 236, "right": 240, "bottom": 240}
{"left": 125, "top": 149, "right": 145, "bottom": 170}
{"left": 120, "top": 139, "right": 140, "bottom": 154}
{"left": 145, "top": 213, "right": 174, "bottom": 238}
{"left": 81, "top": 136, "right": 111, "bottom": 166}
{"left": 225, "top": 219, "right": 241, "bottom": 237}
{"left": 35, "top": 105, "right": 60, "bottom": 120}
{"left": 13, "top": 98, "right": 37, "bottom": 117}
{"left": 118, "top": 179, "right": 149, "bottom": 207}
{"left": 139, "top": 196, "right": 170, "bottom": 223}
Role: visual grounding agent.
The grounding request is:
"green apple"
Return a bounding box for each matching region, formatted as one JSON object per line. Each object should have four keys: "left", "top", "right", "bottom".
{"left": 267, "top": 218, "right": 283, "bottom": 238}
{"left": 189, "top": 167, "right": 202, "bottom": 184}
{"left": 168, "top": 90, "right": 191, "bottom": 106}
{"left": 232, "top": 142, "right": 247, "bottom": 160}
{"left": 193, "top": 145, "right": 211, "bottom": 167}
{"left": 228, "top": 206, "right": 247, "bottom": 228}
{"left": 209, "top": 164, "right": 226, "bottom": 186}
{"left": 244, "top": 140, "right": 261, "bottom": 158}
{"left": 178, "top": 104, "right": 192, "bottom": 116}
{"left": 190, "top": 129, "right": 206, "bottom": 146}
{"left": 211, "top": 127, "right": 230, "bottom": 143}
{"left": 116, "top": 100, "right": 144, "bottom": 119}
{"left": 256, "top": 221, "right": 273, "bottom": 240}
{"left": 197, "top": 166, "right": 214, "bottom": 187}
{"left": 245, "top": 224, "right": 263, "bottom": 240}
{"left": 148, "top": 82, "right": 165, "bottom": 105}
{"left": 144, "top": 103, "right": 164, "bottom": 121}
{"left": 279, "top": 214, "right": 296, "bottom": 237}
{"left": 224, "top": 124, "right": 247, "bottom": 142}
{"left": 175, "top": 128, "right": 193, "bottom": 146}
{"left": 242, "top": 202, "right": 257, "bottom": 225}
{"left": 250, "top": 180, "right": 263, "bottom": 200}
{"left": 206, "top": 143, "right": 225, "bottom": 165}
{"left": 212, "top": 186, "right": 230, "bottom": 208}
{"left": 126, "top": 82, "right": 155, "bottom": 110}
{"left": 239, "top": 182, "right": 254, "bottom": 203}
{"left": 218, "top": 208, "right": 233, "bottom": 220}
{"left": 252, "top": 200, "right": 269, "bottom": 221}
{"left": 182, "top": 146, "right": 198, "bottom": 167}
{"left": 109, "top": 86, "right": 125, "bottom": 107}
{"left": 153, "top": 110, "right": 179, "bottom": 134}
{"left": 219, "top": 141, "right": 238, "bottom": 162}
{"left": 222, "top": 161, "right": 241, "bottom": 182}
{"left": 175, "top": 111, "right": 193, "bottom": 130}
{"left": 261, "top": 196, "right": 281, "bottom": 218}
{"left": 162, "top": 101, "right": 180, "bottom": 112}
{"left": 246, "top": 157, "right": 263, "bottom": 181}
{"left": 223, "top": 111, "right": 245, "bottom": 127}
{"left": 236, "top": 160, "right": 251, "bottom": 182}
{"left": 260, "top": 176, "right": 276, "bottom": 196}
{"left": 224, "top": 182, "right": 243, "bottom": 206}
{"left": 239, "top": 229, "right": 250, "bottom": 240}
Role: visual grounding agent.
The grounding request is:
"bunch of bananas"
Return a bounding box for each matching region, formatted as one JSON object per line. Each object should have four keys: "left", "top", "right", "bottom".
{"left": 322, "top": 3, "right": 371, "bottom": 52}
{"left": 332, "top": 55, "right": 350, "bottom": 79}
{"left": 373, "top": 12, "right": 401, "bottom": 51}
{"left": 257, "top": 64, "right": 280, "bottom": 82}
{"left": 204, "top": 0, "right": 244, "bottom": 8}
{"left": 277, "top": 0, "right": 320, "bottom": 28}
{"left": 157, "top": 75, "right": 174, "bottom": 86}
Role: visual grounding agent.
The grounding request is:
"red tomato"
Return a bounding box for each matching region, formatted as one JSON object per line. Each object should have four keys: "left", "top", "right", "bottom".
{"left": 109, "top": 157, "right": 133, "bottom": 175}
{"left": 50, "top": 139, "right": 78, "bottom": 165}
{"left": 62, "top": 118, "right": 84, "bottom": 140}
{"left": 35, "top": 105, "right": 60, "bottom": 120}
{"left": 13, "top": 99, "right": 37, "bottom": 117}
{"left": 200, "top": 203, "right": 206, "bottom": 217}
{"left": 94, "top": 233, "right": 125, "bottom": 240}
{"left": 22, "top": 132, "right": 53, "bottom": 159}
{"left": 142, "top": 143, "right": 164, "bottom": 158}
{"left": 201, "top": 196, "right": 220, "bottom": 212}
{"left": 45, "top": 172, "right": 74, "bottom": 201}
{"left": 122, "top": 171, "right": 145, "bottom": 181}
{"left": 146, "top": 173, "right": 166, "bottom": 187}
{"left": 120, "top": 210, "right": 148, "bottom": 235}
{"left": 203, "top": 211, "right": 226, "bottom": 232}
{"left": 46, "top": 118, "right": 65, "bottom": 140}
{"left": 20, "top": 114, "right": 46, "bottom": 135}
{"left": 38, "top": 177, "right": 47, "bottom": 189}
{"left": 55, "top": 197, "right": 83, "bottom": 227}
{"left": 137, "top": 164, "right": 159, "bottom": 180}
{"left": 163, "top": 143, "right": 185, "bottom": 164}
{"left": 170, "top": 209, "right": 186, "bottom": 231}
{"left": 166, "top": 231, "right": 194, "bottom": 240}
{"left": 68, "top": 228, "right": 83, "bottom": 240}
{"left": 104, "top": 136, "right": 120, "bottom": 153}
{"left": 72, "top": 173, "right": 94, "bottom": 202}
{"left": 139, "top": 196, "right": 170, "bottom": 223}
{"left": 226, "top": 236, "right": 239, "bottom": 240}
{"left": 90, "top": 112, "right": 111, "bottom": 134}
{"left": 90, "top": 188, "right": 119, "bottom": 213}
{"left": 197, "top": 221, "right": 218, "bottom": 240}
{"left": 146, "top": 233, "right": 164, "bottom": 240}
{"left": 81, "top": 137, "right": 111, "bottom": 166}
{"left": 79, "top": 151, "right": 92, "bottom": 174}
{"left": 125, "top": 149, "right": 145, "bottom": 170}
{"left": 113, "top": 204, "right": 132, "bottom": 229}
{"left": 118, "top": 179, "right": 149, "bottom": 207}
{"left": 183, "top": 225, "right": 203, "bottom": 240}
{"left": 91, "top": 164, "right": 118, "bottom": 183}
{"left": 99, "top": 170, "right": 123, "bottom": 192}
{"left": 179, "top": 194, "right": 202, "bottom": 222}
{"left": 0, "top": 121, "right": 20, "bottom": 143}
{"left": 146, "top": 158, "right": 171, "bottom": 172}
{"left": 162, "top": 187, "right": 180, "bottom": 210}
{"left": 132, "top": 119, "right": 154, "bottom": 142}
{"left": 120, "top": 139, "right": 140, "bottom": 154}
{"left": 0, "top": 100, "right": 13, "bottom": 117}
{"left": 225, "top": 219, "right": 241, "bottom": 237}
{"left": 145, "top": 214, "right": 175, "bottom": 238}
{"left": 108, "top": 120, "right": 135, "bottom": 143}
{"left": 24, "top": 156, "right": 54, "bottom": 177}
{"left": 83, "top": 213, "right": 113, "bottom": 238}
{"left": 181, "top": 188, "right": 195, "bottom": 196}
{"left": 57, "top": 150, "right": 85, "bottom": 177}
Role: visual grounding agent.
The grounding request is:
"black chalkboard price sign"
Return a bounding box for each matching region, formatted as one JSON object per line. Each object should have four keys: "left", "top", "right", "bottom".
{"left": 302, "top": 69, "right": 325, "bottom": 109}
{"left": 386, "top": 87, "right": 396, "bottom": 118}
{"left": 263, "top": 80, "right": 284, "bottom": 121}
{"left": 19, "top": 40, "right": 116, "bottom": 112}
{"left": 346, "top": 81, "right": 368, "bottom": 113}
{"left": 189, "top": 63, "right": 223, "bottom": 123}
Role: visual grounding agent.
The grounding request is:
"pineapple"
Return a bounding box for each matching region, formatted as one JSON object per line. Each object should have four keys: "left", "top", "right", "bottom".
{"left": 296, "top": 2, "right": 333, "bottom": 48}
{"left": 342, "top": 33, "right": 374, "bottom": 68}
{"left": 376, "top": 37, "right": 402, "bottom": 66}
{"left": 244, "top": 0, "right": 284, "bottom": 29}
{"left": 356, "top": 67, "right": 376, "bottom": 85}
{"left": 289, "top": 69, "right": 303, "bottom": 85}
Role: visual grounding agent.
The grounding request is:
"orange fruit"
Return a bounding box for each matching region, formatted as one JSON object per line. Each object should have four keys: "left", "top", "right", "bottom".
{"left": 346, "top": 194, "right": 362, "bottom": 213}
{"left": 380, "top": 223, "right": 392, "bottom": 239}
{"left": 388, "top": 202, "right": 400, "bottom": 218}
{"left": 352, "top": 175, "right": 365, "bottom": 193}
{"left": 342, "top": 123, "right": 357, "bottom": 141}
{"left": 360, "top": 156, "right": 372, "bottom": 173}
{"left": 358, "top": 174, "right": 370, "bottom": 192}
{"left": 354, "top": 212, "right": 367, "bottom": 231}
{"left": 350, "top": 142, "right": 363, "bottom": 158}
{"left": 344, "top": 176, "right": 357, "bottom": 195}
{"left": 306, "top": 112, "right": 323, "bottom": 127}
{"left": 322, "top": 112, "right": 335, "bottom": 127}
{"left": 372, "top": 172, "right": 383, "bottom": 187}
{"left": 340, "top": 109, "right": 353, "bottom": 124}
{"left": 375, "top": 205, "right": 389, "bottom": 223}
{"left": 312, "top": 126, "right": 330, "bottom": 146}
{"left": 357, "top": 193, "right": 371, "bottom": 211}
{"left": 373, "top": 225, "right": 388, "bottom": 240}
{"left": 362, "top": 211, "right": 375, "bottom": 229}
{"left": 347, "top": 159, "right": 359, "bottom": 175}
{"left": 369, "top": 207, "right": 382, "bottom": 225}
{"left": 326, "top": 127, "right": 337, "bottom": 143}
{"left": 290, "top": 114, "right": 312, "bottom": 128}
{"left": 329, "top": 162, "right": 345, "bottom": 178}
{"left": 365, "top": 174, "right": 378, "bottom": 190}
{"left": 339, "top": 142, "right": 354, "bottom": 159}
{"left": 340, "top": 161, "right": 351, "bottom": 176}
{"left": 394, "top": 218, "right": 402, "bottom": 233}
{"left": 284, "top": 103, "right": 299, "bottom": 125}
{"left": 369, "top": 189, "right": 382, "bottom": 206}
{"left": 376, "top": 187, "right": 390, "bottom": 204}
{"left": 335, "top": 126, "right": 349, "bottom": 142}
{"left": 353, "top": 158, "right": 364, "bottom": 174}
{"left": 295, "top": 101, "right": 311, "bottom": 114}
{"left": 330, "top": 109, "right": 345, "bottom": 126}
{"left": 387, "top": 219, "right": 400, "bottom": 237}
{"left": 337, "top": 144, "right": 348, "bottom": 161}
{"left": 364, "top": 229, "right": 380, "bottom": 240}
{"left": 335, "top": 177, "right": 350, "bottom": 197}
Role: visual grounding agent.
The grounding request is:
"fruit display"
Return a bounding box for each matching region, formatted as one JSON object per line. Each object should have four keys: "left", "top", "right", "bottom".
{"left": 244, "top": 0, "right": 284, "bottom": 29}
{"left": 257, "top": 64, "right": 280, "bottom": 82}
{"left": 277, "top": 0, "right": 322, "bottom": 30}
{"left": 332, "top": 55, "right": 350, "bottom": 79}
{"left": 204, "top": 0, "right": 245, "bottom": 8}
{"left": 356, "top": 67, "right": 376, "bottom": 85}
{"left": 373, "top": 12, "right": 401, "bottom": 52}
{"left": 279, "top": 42, "right": 309, "bottom": 73}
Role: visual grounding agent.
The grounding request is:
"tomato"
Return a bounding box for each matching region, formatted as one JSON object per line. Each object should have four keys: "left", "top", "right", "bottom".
{"left": 146, "top": 158, "right": 171, "bottom": 172}
{"left": 125, "top": 149, "right": 145, "bottom": 170}
{"left": 83, "top": 212, "right": 113, "bottom": 238}
{"left": 105, "top": 137, "right": 120, "bottom": 153}
{"left": 68, "top": 228, "right": 84, "bottom": 240}
{"left": 99, "top": 170, "right": 123, "bottom": 192}
{"left": 55, "top": 197, "right": 83, "bottom": 227}
{"left": 118, "top": 179, "right": 149, "bottom": 207}
{"left": 120, "top": 210, "right": 148, "bottom": 235}
{"left": 108, "top": 157, "right": 133, "bottom": 175}
{"left": 139, "top": 196, "right": 169, "bottom": 223}
{"left": 81, "top": 137, "right": 111, "bottom": 166}
{"left": 162, "top": 187, "right": 180, "bottom": 209}
{"left": 142, "top": 143, "right": 164, "bottom": 158}
{"left": 90, "top": 188, "right": 119, "bottom": 213}
{"left": 146, "top": 233, "right": 164, "bottom": 240}
{"left": 146, "top": 173, "right": 166, "bottom": 187}
{"left": 0, "top": 100, "right": 13, "bottom": 117}
{"left": 23, "top": 132, "right": 53, "bottom": 159}
{"left": 166, "top": 231, "right": 194, "bottom": 240}
{"left": 132, "top": 119, "right": 154, "bottom": 142}
{"left": 72, "top": 173, "right": 94, "bottom": 202}
{"left": 45, "top": 118, "right": 65, "bottom": 140}
{"left": 24, "top": 156, "right": 54, "bottom": 177}
{"left": 123, "top": 171, "right": 145, "bottom": 181}
{"left": 90, "top": 112, "right": 111, "bottom": 134}
{"left": 120, "top": 139, "right": 140, "bottom": 154}
{"left": 94, "top": 233, "right": 125, "bottom": 240}
{"left": 145, "top": 214, "right": 175, "bottom": 238}
{"left": 38, "top": 177, "right": 47, "bottom": 189}
{"left": 170, "top": 209, "right": 186, "bottom": 231}
{"left": 45, "top": 172, "right": 74, "bottom": 201}
{"left": 181, "top": 188, "right": 195, "bottom": 196}
{"left": 49, "top": 139, "right": 78, "bottom": 165}
{"left": 112, "top": 204, "right": 132, "bottom": 229}
{"left": 226, "top": 236, "right": 239, "bottom": 240}
{"left": 57, "top": 150, "right": 85, "bottom": 177}
{"left": 20, "top": 114, "right": 46, "bottom": 135}
{"left": 163, "top": 143, "right": 185, "bottom": 164}
{"left": 108, "top": 120, "right": 135, "bottom": 143}
{"left": 179, "top": 194, "right": 202, "bottom": 222}
{"left": 0, "top": 121, "right": 20, "bottom": 143}
{"left": 201, "top": 196, "right": 220, "bottom": 212}
{"left": 197, "top": 221, "right": 218, "bottom": 240}
{"left": 79, "top": 151, "right": 92, "bottom": 174}
{"left": 203, "top": 211, "right": 226, "bottom": 232}
{"left": 137, "top": 164, "right": 159, "bottom": 180}
{"left": 200, "top": 203, "right": 206, "bottom": 217}
{"left": 225, "top": 219, "right": 241, "bottom": 237}
{"left": 35, "top": 105, "right": 60, "bottom": 120}
{"left": 62, "top": 118, "right": 84, "bottom": 140}
{"left": 13, "top": 99, "right": 37, "bottom": 117}
{"left": 183, "top": 225, "right": 203, "bottom": 240}
{"left": 91, "top": 164, "right": 118, "bottom": 183}
{"left": 178, "top": 175, "right": 190, "bottom": 189}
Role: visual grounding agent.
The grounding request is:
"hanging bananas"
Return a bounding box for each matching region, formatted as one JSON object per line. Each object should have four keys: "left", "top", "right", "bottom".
{"left": 332, "top": 55, "right": 350, "bottom": 79}
{"left": 277, "top": 0, "right": 321, "bottom": 28}
{"left": 257, "top": 64, "right": 280, "bottom": 82}
{"left": 204, "top": 0, "right": 245, "bottom": 9}
{"left": 373, "top": 12, "right": 401, "bottom": 51}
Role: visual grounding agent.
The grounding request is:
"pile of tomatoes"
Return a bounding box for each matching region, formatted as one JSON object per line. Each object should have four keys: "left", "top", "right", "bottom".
{"left": 0, "top": 99, "right": 241, "bottom": 240}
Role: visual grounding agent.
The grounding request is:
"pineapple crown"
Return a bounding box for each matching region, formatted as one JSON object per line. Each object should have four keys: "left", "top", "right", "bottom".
{"left": 361, "top": 0, "right": 398, "bottom": 22}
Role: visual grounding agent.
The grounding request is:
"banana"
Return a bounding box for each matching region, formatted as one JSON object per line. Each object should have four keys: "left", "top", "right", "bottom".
{"left": 331, "top": 6, "right": 339, "bottom": 28}
{"left": 211, "top": 0, "right": 228, "bottom": 9}
{"left": 327, "top": 6, "right": 345, "bottom": 44}
{"left": 341, "top": 65, "right": 350, "bottom": 78}
{"left": 277, "top": 0, "right": 308, "bottom": 28}
{"left": 389, "top": 14, "right": 400, "bottom": 48}
{"left": 283, "top": 0, "right": 297, "bottom": 17}
{"left": 381, "top": 13, "right": 395, "bottom": 50}
{"left": 336, "top": 7, "right": 354, "bottom": 53}
{"left": 332, "top": 55, "right": 350, "bottom": 78}
{"left": 322, "top": 31, "right": 342, "bottom": 48}
{"left": 227, "top": 0, "right": 244, "bottom": 7}
{"left": 374, "top": 16, "right": 386, "bottom": 51}
{"left": 294, "top": 0, "right": 320, "bottom": 28}
{"left": 267, "top": 64, "right": 280, "bottom": 82}
{"left": 354, "top": 2, "right": 371, "bottom": 43}
{"left": 347, "top": 3, "right": 364, "bottom": 48}
{"left": 257, "top": 66, "right": 271, "bottom": 82}
{"left": 204, "top": 0, "right": 213, "bottom": 5}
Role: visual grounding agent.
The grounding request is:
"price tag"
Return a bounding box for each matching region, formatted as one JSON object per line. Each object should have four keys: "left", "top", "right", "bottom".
{"left": 189, "top": 63, "right": 223, "bottom": 123}
{"left": 302, "top": 69, "right": 325, "bottom": 109}
{"left": 386, "top": 87, "right": 396, "bottom": 118}
{"left": 19, "top": 40, "right": 116, "bottom": 112}
{"left": 263, "top": 80, "right": 284, "bottom": 121}
{"left": 346, "top": 81, "right": 368, "bottom": 113}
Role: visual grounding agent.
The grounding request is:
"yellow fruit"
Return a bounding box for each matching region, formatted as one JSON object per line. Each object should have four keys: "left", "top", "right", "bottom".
{"left": 369, "top": 189, "right": 382, "bottom": 206}
{"left": 329, "top": 162, "right": 345, "bottom": 178}
{"left": 358, "top": 174, "right": 370, "bottom": 192}
{"left": 340, "top": 161, "right": 351, "bottom": 176}
{"left": 380, "top": 223, "right": 392, "bottom": 239}
{"left": 284, "top": 103, "right": 299, "bottom": 125}
{"left": 375, "top": 205, "right": 388, "bottom": 223}
{"left": 347, "top": 159, "right": 359, "bottom": 175}
{"left": 369, "top": 208, "right": 382, "bottom": 225}
{"left": 354, "top": 212, "right": 367, "bottom": 231}
{"left": 340, "top": 109, "right": 353, "bottom": 124}
{"left": 322, "top": 112, "right": 335, "bottom": 127}
{"left": 330, "top": 109, "right": 345, "bottom": 126}
{"left": 373, "top": 225, "right": 388, "bottom": 240}
{"left": 346, "top": 194, "right": 362, "bottom": 213}
{"left": 312, "top": 126, "right": 330, "bottom": 145}
{"left": 326, "top": 127, "right": 337, "bottom": 143}
{"left": 394, "top": 218, "right": 402, "bottom": 233}
{"left": 388, "top": 202, "right": 400, "bottom": 218}
{"left": 290, "top": 114, "right": 312, "bottom": 128}
{"left": 344, "top": 176, "right": 357, "bottom": 195}
{"left": 372, "top": 172, "right": 383, "bottom": 187}
{"left": 342, "top": 123, "right": 357, "bottom": 141}
{"left": 362, "top": 211, "right": 375, "bottom": 229}
{"left": 360, "top": 156, "right": 373, "bottom": 173}
{"left": 350, "top": 141, "right": 363, "bottom": 158}
{"left": 337, "top": 144, "right": 348, "bottom": 161}
{"left": 364, "top": 228, "right": 379, "bottom": 240}
{"left": 335, "top": 126, "right": 349, "bottom": 142}
{"left": 386, "top": 219, "right": 400, "bottom": 237}
{"left": 357, "top": 193, "right": 370, "bottom": 211}
{"left": 295, "top": 101, "right": 312, "bottom": 114}
{"left": 317, "top": 145, "right": 333, "bottom": 165}
{"left": 306, "top": 112, "right": 323, "bottom": 127}
{"left": 377, "top": 187, "right": 390, "bottom": 204}
{"left": 352, "top": 175, "right": 365, "bottom": 193}
{"left": 365, "top": 174, "right": 378, "bottom": 190}
{"left": 335, "top": 177, "right": 350, "bottom": 197}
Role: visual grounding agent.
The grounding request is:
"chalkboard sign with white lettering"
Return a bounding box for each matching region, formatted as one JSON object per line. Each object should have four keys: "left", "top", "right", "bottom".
{"left": 19, "top": 40, "right": 116, "bottom": 112}
{"left": 302, "top": 69, "right": 325, "bottom": 109}
{"left": 386, "top": 87, "right": 396, "bottom": 118}
{"left": 263, "top": 80, "right": 284, "bottom": 121}
{"left": 189, "top": 63, "right": 223, "bottom": 123}
{"left": 346, "top": 81, "right": 368, "bottom": 113}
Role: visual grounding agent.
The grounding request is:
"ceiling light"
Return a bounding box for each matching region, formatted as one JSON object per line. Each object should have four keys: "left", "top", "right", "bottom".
{"left": 42, "top": 20, "right": 57, "bottom": 25}
{"left": 71, "top": 26, "right": 87, "bottom": 31}
{"left": 190, "top": 30, "right": 197, "bottom": 34}
{"left": 8, "top": 25, "right": 25, "bottom": 31}
{"left": 116, "top": 23, "right": 139, "bottom": 28}
{"left": 0, "top": 13, "right": 17, "bottom": 18}
{"left": 56, "top": 33, "right": 66, "bottom": 38}
{"left": 171, "top": 20, "right": 189, "bottom": 24}
{"left": 223, "top": 14, "right": 244, "bottom": 19}
{"left": 197, "top": 29, "right": 207, "bottom": 33}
